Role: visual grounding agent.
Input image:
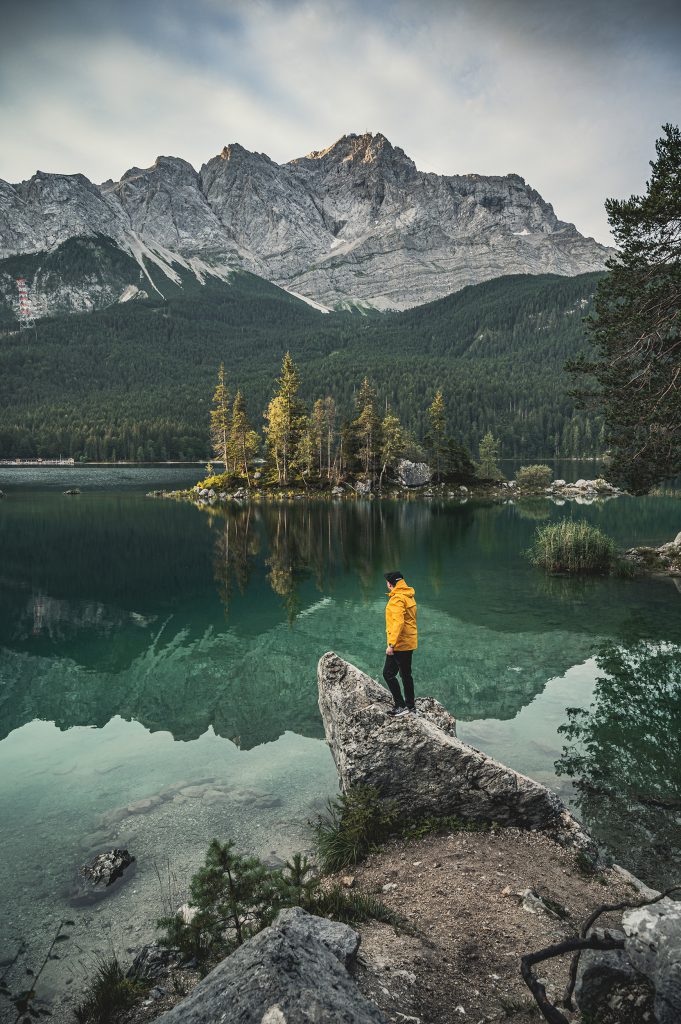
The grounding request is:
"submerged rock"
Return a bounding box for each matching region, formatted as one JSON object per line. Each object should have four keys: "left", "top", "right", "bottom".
{"left": 155, "top": 907, "right": 384, "bottom": 1023}
{"left": 317, "top": 652, "right": 594, "bottom": 848}
{"left": 70, "top": 848, "right": 135, "bottom": 905}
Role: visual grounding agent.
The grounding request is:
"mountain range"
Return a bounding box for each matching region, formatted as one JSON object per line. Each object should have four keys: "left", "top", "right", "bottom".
{"left": 0, "top": 132, "right": 612, "bottom": 316}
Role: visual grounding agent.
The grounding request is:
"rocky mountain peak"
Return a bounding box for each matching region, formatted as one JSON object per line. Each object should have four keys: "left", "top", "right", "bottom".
{"left": 294, "top": 131, "right": 415, "bottom": 173}
{"left": 0, "top": 129, "right": 614, "bottom": 314}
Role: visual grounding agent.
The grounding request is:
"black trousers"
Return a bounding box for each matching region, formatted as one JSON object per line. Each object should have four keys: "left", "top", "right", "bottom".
{"left": 383, "top": 649, "right": 415, "bottom": 708}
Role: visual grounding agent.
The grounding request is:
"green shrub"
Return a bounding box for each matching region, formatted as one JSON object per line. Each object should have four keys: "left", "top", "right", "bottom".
{"left": 528, "top": 520, "right": 617, "bottom": 574}
{"left": 158, "top": 839, "right": 278, "bottom": 963}
{"left": 312, "top": 786, "right": 399, "bottom": 873}
{"left": 158, "top": 841, "right": 400, "bottom": 967}
{"left": 74, "top": 958, "right": 147, "bottom": 1023}
{"left": 515, "top": 464, "right": 553, "bottom": 489}
{"left": 196, "top": 471, "right": 237, "bottom": 491}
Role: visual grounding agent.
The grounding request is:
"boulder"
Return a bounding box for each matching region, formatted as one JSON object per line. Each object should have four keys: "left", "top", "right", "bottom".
{"left": 63, "top": 488, "right": 81, "bottom": 495}
{"left": 70, "top": 848, "right": 135, "bottom": 905}
{"left": 623, "top": 897, "right": 681, "bottom": 1024}
{"left": 316, "top": 652, "right": 594, "bottom": 847}
{"left": 355, "top": 479, "right": 372, "bottom": 496}
{"left": 396, "top": 459, "right": 432, "bottom": 488}
{"left": 128, "top": 943, "right": 184, "bottom": 982}
{"left": 574, "top": 929, "right": 641, "bottom": 1013}
{"left": 675, "top": 531, "right": 681, "bottom": 547}
{"left": 155, "top": 907, "right": 384, "bottom": 1023}
{"left": 552, "top": 479, "right": 566, "bottom": 488}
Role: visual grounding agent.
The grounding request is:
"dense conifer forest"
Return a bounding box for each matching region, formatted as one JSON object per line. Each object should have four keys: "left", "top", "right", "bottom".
{"left": 0, "top": 267, "right": 605, "bottom": 462}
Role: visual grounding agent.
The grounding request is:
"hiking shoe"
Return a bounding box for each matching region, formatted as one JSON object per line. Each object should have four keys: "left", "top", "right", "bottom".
{"left": 387, "top": 706, "right": 408, "bottom": 717}
{"left": 405, "top": 704, "right": 417, "bottom": 714}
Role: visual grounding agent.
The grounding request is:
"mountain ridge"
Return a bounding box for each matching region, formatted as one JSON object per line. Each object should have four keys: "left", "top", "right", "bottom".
{"left": 0, "top": 132, "right": 612, "bottom": 317}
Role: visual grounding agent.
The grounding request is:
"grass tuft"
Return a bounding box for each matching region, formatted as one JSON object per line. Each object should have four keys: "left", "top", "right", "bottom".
{"left": 74, "top": 957, "right": 147, "bottom": 1023}
{"left": 528, "top": 520, "right": 617, "bottom": 574}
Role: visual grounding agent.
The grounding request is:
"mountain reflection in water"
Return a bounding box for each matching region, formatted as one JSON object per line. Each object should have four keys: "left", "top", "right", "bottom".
{"left": 1, "top": 494, "right": 680, "bottom": 750}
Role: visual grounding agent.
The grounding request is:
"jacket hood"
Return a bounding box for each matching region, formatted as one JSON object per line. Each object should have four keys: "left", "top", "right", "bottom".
{"left": 389, "top": 580, "right": 415, "bottom": 598}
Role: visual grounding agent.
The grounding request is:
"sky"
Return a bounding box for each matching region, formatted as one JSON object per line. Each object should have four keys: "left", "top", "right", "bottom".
{"left": 1, "top": 0, "right": 680, "bottom": 244}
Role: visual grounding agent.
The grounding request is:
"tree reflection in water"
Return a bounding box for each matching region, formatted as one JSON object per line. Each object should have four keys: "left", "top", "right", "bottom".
{"left": 556, "top": 638, "right": 681, "bottom": 890}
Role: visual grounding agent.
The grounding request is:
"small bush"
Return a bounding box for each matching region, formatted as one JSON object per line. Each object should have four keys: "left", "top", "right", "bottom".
{"left": 74, "top": 958, "right": 147, "bottom": 1023}
{"left": 312, "top": 786, "right": 399, "bottom": 872}
{"left": 528, "top": 521, "right": 617, "bottom": 574}
{"left": 515, "top": 464, "right": 553, "bottom": 489}
{"left": 197, "top": 472, "right": 238, "bottom": 491}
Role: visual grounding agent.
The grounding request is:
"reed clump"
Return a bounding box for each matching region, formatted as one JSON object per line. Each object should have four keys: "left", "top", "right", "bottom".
{"left": 528, "top": 520, "right": 617, "bottom": 574}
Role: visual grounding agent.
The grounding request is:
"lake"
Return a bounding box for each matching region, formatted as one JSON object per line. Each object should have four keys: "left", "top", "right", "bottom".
{"left": 0, "top": 463, "right": 680, "bottom": 1017}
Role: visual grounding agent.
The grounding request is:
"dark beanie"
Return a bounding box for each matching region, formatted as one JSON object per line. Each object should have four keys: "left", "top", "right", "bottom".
{"left": 384, "top": 571, "right": 404, "bottom": 586}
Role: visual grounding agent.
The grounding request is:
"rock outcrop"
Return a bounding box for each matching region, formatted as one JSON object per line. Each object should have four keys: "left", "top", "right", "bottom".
{"left": 575, "top": 899, "right": 681, "bottom": 1024}
{"left": 396, "top": 459, "right": 432, "bottom": 488}
{"left": 317, "top": 652, "right": 593, "bottom": 849}
{"left": 0, "top": 131, "right": 612, "bottom": 315}
{"left": 155, "top": 907, "right": 386, "bottom": 1023}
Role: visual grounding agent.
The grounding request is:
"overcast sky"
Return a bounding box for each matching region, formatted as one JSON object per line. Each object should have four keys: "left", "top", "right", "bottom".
{"left": 1, "top": 0, "right": 679, "bottom": 244}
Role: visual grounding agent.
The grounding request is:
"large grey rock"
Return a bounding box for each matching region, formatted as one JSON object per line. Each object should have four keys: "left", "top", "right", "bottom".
{"left": 155, "top": 907, "right": 385, "bottom": 1023}
{"left": 623, "top": 898, "right": 681, "bottom": 1024}
{"left": 396, "top": 459, "right": 432, "bottom": 487}
{"left": 0, "top": 131, "right": 612, "bottom": 316}
{"left": 574, "top": 928, "right": 638, "bottom": 1010}
{"left": 317, "top": 652, "right": 593, "bottom": 847}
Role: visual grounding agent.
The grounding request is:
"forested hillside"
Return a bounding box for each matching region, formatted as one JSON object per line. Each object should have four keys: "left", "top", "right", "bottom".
{"left": 0, "top": 269, "right": 605, "bottom": 462}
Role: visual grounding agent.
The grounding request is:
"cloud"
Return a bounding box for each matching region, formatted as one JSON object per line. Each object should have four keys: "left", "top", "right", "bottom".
{"left": 0, "top": 0, "right": 679, "bottom": 244}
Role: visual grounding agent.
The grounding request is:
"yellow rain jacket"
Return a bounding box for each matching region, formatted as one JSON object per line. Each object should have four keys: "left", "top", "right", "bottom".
{"left": 385, "top": 579, "right": 418, "bottom": 651}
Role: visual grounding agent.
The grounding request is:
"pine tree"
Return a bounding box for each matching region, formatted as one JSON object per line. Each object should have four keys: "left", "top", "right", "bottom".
{"left": 569, "top": 124, "right": 681, "bottom": 492}
{"left": 477, "top": 431, "right": 502, "bottom": 479}
{"left": 229, "top": 390, "right": 259, "bottom": 486}
{"left": 378, "top": 411, "right": 405, "bottom": 490}
{"left": 210, "top": 363, "right": 231, "bottom": 470}
{"left": 263, "top": 395, "right": 287, "bottom": 484}
{"left": 267, "top": 352, "right": 305, "bottom": 484}
{"left": 354, "top": 377, "right": 379, "bottom": 480}
{"left": 427, "top": 390, "right": 447, "bottom": 480}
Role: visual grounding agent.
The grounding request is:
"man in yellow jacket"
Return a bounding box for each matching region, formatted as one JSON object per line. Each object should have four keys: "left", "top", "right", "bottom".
{"left": 383, "top": 571, "right": 417, "bottom": 717}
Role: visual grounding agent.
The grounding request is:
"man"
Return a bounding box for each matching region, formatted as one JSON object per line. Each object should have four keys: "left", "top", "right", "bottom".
{"left": 383, "top": 571, "right": 417, "bottom": 717}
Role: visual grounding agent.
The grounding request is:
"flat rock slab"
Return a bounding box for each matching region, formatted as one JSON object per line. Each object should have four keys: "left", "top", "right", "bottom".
{"left": 317, "top": 652, "right": 593, "bottom": 848}
{"left": 155, "top": 907, "right": 385, "bottom": 1023}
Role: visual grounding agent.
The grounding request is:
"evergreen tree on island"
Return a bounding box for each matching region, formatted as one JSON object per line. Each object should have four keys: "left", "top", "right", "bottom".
{"left": 569, "top": 123, "right": 681, "bottom": 493}
{"left": 264, "top": 352, "right": 305, "bottom": 485}
{"left": 210, "top": 363, "right": 231, "bottom": 470}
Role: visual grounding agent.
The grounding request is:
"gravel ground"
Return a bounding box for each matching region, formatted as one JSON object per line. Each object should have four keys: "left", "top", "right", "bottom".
{"left": 334, "top": 828, "right": 640, "bottom": 1024}
{"left": 122, "top": 827, "right": 648, "bottom": 1024}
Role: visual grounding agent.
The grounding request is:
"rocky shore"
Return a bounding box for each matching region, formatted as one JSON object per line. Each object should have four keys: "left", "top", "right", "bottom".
{"left": 623, "top": 532, "right": 681, "bottom": 578}
{"left": 107, "top": 654, "right": 678, "bottom": 1024}
{"left": 151, "top": 465, "right": 624, "bottom": 509}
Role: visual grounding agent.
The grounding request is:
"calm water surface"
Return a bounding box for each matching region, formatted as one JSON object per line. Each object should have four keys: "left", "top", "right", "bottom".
{"left": 0, "top": 463, "right": 680, "bottom": 1016}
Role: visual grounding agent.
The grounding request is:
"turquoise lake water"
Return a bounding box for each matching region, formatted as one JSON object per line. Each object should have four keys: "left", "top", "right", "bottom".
{"left": 0, "top": 463, "right": 680, "bottom": 1016}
